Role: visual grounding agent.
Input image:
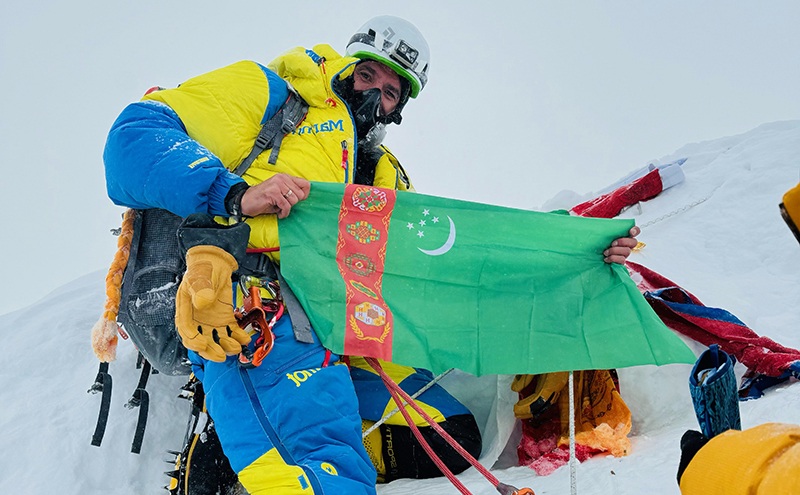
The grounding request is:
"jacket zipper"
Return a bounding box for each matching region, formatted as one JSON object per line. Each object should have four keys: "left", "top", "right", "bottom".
{"left": 341, "top": 141, "right": 349, "bottom": 171}
{"left": 330, "top": 62, "right": 360, "bottom": 184}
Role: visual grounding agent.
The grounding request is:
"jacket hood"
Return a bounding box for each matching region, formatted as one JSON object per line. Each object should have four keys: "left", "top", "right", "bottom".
{"left": 268, "top": 44, "right": 358, "bottom": 108}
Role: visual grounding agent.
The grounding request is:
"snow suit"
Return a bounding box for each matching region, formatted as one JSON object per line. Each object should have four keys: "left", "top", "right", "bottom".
{"left": 104, "top": 45, "right": 478, "bottom": 494}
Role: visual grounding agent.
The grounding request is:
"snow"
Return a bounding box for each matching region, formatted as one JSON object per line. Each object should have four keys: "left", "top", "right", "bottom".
{"left": 1, "top": 122, "right": 799, "bottom": 494}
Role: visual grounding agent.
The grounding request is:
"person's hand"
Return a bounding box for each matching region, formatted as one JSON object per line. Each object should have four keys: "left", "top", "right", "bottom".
{"left": 677, "top": 430, "right": 709, "bottom": 484}
{"left": 240, "top": 173, "right": 310, "bottom": 218}
{"left": 604, "top": 226, "right": 641, "bottom": 264}
{"left": 175, "top": 245, "right": 251, "bottom": 362}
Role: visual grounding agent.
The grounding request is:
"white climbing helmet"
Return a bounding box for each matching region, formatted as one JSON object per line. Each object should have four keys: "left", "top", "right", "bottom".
{"left": 346, "top": 15, "right": 430, "bottom": 98}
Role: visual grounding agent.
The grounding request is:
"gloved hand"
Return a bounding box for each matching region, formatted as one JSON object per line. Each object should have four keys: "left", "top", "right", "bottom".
{"left": 676, "top": 430, "right": 709, "bottom": 485}
{"left": 175, "top": 245, "right": 251, "bottom": 362}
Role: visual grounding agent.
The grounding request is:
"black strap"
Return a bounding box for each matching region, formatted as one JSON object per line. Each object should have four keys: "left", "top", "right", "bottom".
{"left": 89, "top": 362, "right": 112, "bottom": 447}
{"left": 229, "top": 85, "right": 313, "bottom": 343}
{"left": 233, "top": 91, "right": 308, "bottom": 177}
{"left": 241, "top": 253, "right": 313, "bottom": 344}
{"left": 130, "top": 389, "right": 149, "bottom": 454}
{"left": 125, "top": 356, "right": 152, "bottom": 454}
{"left": 275, "top": 266, "right": 314, "bottom": 344}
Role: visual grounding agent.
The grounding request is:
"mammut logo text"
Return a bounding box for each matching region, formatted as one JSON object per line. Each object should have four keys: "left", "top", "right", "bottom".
{"left": 296, "top": 120, "right": 344, "bottom": 135}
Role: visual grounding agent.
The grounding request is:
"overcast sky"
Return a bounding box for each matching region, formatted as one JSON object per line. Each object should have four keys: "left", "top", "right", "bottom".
{"left": 1, "top": 0, "right": 799, "bottom": 315}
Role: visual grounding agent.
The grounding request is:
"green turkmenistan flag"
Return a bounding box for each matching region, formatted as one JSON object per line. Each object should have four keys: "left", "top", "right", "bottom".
{"left": 278, "top": 182, "right": 694, "bottom": 376}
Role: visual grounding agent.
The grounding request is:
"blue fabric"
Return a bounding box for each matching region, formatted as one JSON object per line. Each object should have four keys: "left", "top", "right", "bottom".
{"left": 739, "top": 371, "right": 793, "bottom": 401}
{"left": 645, "top": 287, "right": 749, "bottom": 327}
{"left": 305, "top": 49, "right": 323, "bottom": 64}
{"left": 689, "top": 345, "right": 741, "bottom": 438}
{"left": 103, "top": 100, "right": 245, "bottom": 218}
{"left": 189, "top": 315, "right": 377, "bottom": 494}
{"left": 237, "top": 366, "right": 324, "bottom": 494}
{"left": 256, "top": 63, "right": 290, "bottom": 125}
{"left": 739, "top": 361, "right": 800, "bottom": 400}
{"left": 350, "top": 365, "right": 470, "bottom": 422}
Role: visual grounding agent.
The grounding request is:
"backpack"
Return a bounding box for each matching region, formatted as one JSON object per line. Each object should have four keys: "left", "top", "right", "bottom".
{"left": 117, "top": 208, "right": 189, "bottom": 375}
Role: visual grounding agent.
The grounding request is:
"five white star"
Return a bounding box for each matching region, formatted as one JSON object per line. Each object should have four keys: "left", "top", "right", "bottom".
{"left": 407, "top": 209, "right": 442, "bottom": 239}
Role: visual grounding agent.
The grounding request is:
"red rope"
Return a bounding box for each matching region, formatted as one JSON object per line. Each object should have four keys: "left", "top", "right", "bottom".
{"left": 246, "top": 247, "right": 280, "bottom": 253}
{"left": 366, "top": 357, "right": 473, "bottom": 494}
{"left": 365, "top": 358, "right": 501, "bottom": 486}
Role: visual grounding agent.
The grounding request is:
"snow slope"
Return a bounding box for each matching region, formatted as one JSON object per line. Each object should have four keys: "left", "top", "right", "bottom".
{"left": 1, "top": 121, "right": 798, "bottom": 494}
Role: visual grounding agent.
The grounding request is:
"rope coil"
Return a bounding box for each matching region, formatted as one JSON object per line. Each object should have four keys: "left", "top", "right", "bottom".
{"left": 91, "top": 209, "right": 136, "bottom": 362}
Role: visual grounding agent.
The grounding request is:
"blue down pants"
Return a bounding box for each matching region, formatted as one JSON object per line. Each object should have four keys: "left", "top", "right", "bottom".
{"left": 189, "top": 313, "right": 377, "bottom": 495}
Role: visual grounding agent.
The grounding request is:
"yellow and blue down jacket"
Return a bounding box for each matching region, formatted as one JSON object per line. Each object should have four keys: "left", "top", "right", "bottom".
{"left": 104, "top": 44, "right": 412, "bottom": 256}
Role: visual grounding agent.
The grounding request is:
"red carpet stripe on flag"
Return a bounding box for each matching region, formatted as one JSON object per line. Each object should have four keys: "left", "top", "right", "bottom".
{"left": 336, "top": 184, "right": 396, "bottom": 360}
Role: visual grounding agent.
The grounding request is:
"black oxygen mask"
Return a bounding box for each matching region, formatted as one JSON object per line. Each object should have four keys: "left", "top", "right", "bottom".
{"left": 333, "top": 74, "right": 404, "bottom": 140}
{"left": 349, "top": 88, "right": 384, "bottom": 140}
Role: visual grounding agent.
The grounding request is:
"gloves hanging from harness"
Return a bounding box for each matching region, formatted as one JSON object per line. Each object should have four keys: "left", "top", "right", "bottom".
{"left": 176, "top": 245, "right": 250, "bottom": 362}
{"left": 176, "top": 214, "right": 252, "bottom": 362}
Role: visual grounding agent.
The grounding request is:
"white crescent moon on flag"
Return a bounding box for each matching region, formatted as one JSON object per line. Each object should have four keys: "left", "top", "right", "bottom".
{"left": 419, "top": 216, "right": 456, "bottom": 256}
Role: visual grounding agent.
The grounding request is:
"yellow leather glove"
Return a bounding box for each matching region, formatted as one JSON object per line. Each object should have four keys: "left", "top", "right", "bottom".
{"left": 175, "top": 245, "right": 251, "bottom": 362}
{"left": 512, "top": 372, "right": 569, "bottom": 419}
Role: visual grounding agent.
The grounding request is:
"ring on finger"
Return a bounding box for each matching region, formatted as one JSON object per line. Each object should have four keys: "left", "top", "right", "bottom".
{"left": 284, "top": 189, "right": 294, "bottom": 198}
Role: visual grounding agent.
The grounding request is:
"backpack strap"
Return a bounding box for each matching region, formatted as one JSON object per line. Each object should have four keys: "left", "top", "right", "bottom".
{"left": 125, "top": 353, "right": 153, "bottom": 454}
{"left": 229, "top": 82, "right": 314, "bottom": 344}
{"left": 88, "top": 362, "right": 112, "bottom": 447}
{"left": 233, "top": 88, "right": 309, "bottom": 177}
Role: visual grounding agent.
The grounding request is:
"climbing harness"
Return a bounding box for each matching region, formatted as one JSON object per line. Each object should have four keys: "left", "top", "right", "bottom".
{"left": 235, "top": 276, "right": 281, "bottom": 368}
{"left": 89, "top": 77, "right": 309, "bottom": 454}
{"left": 126, "top": 354, "right": 153, "bottom": 454}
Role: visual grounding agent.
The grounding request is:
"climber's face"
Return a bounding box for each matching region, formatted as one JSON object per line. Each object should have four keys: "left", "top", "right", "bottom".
{"left": 352, "top": 60, "right": 402, "bottom": 115}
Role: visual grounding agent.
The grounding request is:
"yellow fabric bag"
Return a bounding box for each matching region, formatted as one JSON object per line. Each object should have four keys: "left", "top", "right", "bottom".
{"left": 554, "top": 370, "right": 631, "bottom": 457}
